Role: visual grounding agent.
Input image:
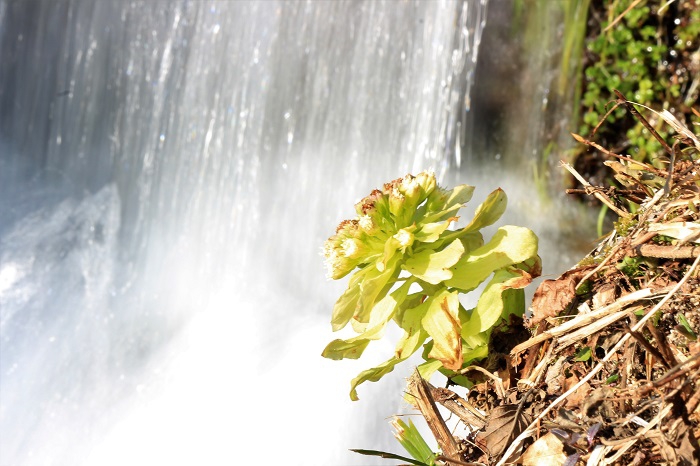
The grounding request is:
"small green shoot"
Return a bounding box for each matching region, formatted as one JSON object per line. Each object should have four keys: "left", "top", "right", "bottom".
{"left": 574, "top": 346, "right": 592, "bottom": 362}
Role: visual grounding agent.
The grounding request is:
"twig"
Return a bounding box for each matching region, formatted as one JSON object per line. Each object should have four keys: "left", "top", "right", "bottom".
{"left": 637, "top": 244, "right": 700, "bottom": 259}
{"left": 602, "top": 404, "right": 674, "bottom": 465}
{"left": 511, "top": 289, "right": 660, "bottom": 355}
{"left": 459, "top": 366, "right": 506, "bottom": 400}
{"left": 602, "top": 0, "right": 644, "bottom": 33}
{"left": 571, "top": 132, "right": 664, "bottom": 174}
{"left": 407, "top": 371, "right": 462, "bottom": 465}
{"left": 561, "top": 161, "right": 629, "bottom": 217}
{"left": 428, "top": 382, "right": 487, "bottom": 429}
{"left": 501, "top": 254, "right": 700, "bottom": 463}
{"left": 636, "top": 352, "right": 700, "bottom": 397}
{"left": 613, "top": 90, "right": 674, "bottom": 156}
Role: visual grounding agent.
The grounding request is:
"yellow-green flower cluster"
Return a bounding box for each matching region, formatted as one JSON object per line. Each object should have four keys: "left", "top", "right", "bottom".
{"left": 323, "top": 172, "right": 438, "bottom": 280}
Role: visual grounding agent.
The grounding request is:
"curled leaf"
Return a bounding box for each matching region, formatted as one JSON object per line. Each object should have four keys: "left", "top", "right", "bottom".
{"left": 421, "top": 289, "right": 462, "bottom": 370}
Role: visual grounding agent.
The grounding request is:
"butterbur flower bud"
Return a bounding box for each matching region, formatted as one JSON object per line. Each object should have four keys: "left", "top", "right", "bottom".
{"left": 393, "top": 228, "right": 414, "bottom": 251}
{"left": 388, "top": 186, "right": 405, "bottom": 221}
{"left": 341, "top": 237, "right": 365, "bottom": 259}
{"left": 415, "top": 171, "right": 436, "bottom": 201}
{"left": 325, "top": 171, "right": 436, "bottom": 280}
{"left": 358, "top": 215, "right": 377, "bottom": 234}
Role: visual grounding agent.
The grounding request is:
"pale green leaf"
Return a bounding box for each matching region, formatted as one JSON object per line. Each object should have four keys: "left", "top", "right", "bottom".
{"left": 350, "top": 357, "right": 402, "bottom": 401}
{"left": 404, "top": 239, "right": 464, "bottom": 284}
{"left": 416, "top": 359, "right": 443, "bottom": 380}
{"left": 461, "top": 343, "right": 489, "bottom": 366}
{"left": 392, "top": 292, "right": 425, "bottom": 328}
{"left": 413, "top": 217, "right": 458, "bottom": 243}
{"left": 421, "top": 184, "right": 475, "bottom": 224}
{"left": 446, "top": 225, "right": 538, "bottom": 292}
{"left": 356, "top": 255, "right": 401, "bottom": 323}
{"left": 461, "top": 268, "right": 532, "bottom": 337}
{"left": 395, "top": 298, "right": 431, "bottom": 359}
{"left": 323, "top": 281, "right": 413, "bottom": 361}
{"left": 321, "top": 338, "right": 371, "bottom": 360}
{"left": 330, "top": 271, "right": 364, "bottom": 331}
{"left": 421, "top": 289, "right": 462, "bottom": 370}
{"left": 462, "top": 188, "right": 507, "bottom": 233}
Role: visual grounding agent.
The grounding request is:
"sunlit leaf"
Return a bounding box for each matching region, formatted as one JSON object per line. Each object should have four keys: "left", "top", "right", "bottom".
{"left": 462, "top": 188, "right": 507, "bottom": 233}
{"left": 573, "top": 346, "right": 592, "bottom": 362}
{"left": 356, "top": 255, "right": 401, "bottom": 323}
{"left": 350, "top": 357, "right": 402, "bottom": 401}
{"left": 413, "top": 217, "right": 458, "bottom": 243}
{"left": 446, "top": 225, "right": 538, "bottom": 292}
{"left": 404, "top": 239, "right": 464, "bottom": 284}
{"left": 322, "top": 281, "right": 413, "bottom": 360}
{"left": 321, "top": 338, "right": 371, "bottom": 360}
{"left": 330, "top": 270, "right": 365, "bottom": 331}
{"left": 421, "top": 184, "right": 475, "bottom": 224}
{"left": 461, "top": 267, "right": 532, "bottom": 337}
{"left": 391, "top": 418, "right": 437, "bottom": 465}
{"left": 421, "top": 289, "right": 462, "bottom": 370}
{"left": 520, "top": 432, "right": 567, "bottom": 466}
{"left": 416, "top": 359, "right": 443, "bottom": 380}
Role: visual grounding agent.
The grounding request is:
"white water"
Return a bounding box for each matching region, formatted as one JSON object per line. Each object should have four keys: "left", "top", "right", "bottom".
{"left": 0, "top": 1, "right": 595, "bottom": 465}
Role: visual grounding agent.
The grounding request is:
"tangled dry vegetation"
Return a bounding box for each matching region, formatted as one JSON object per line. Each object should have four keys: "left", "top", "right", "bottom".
{"left": 407, "top": 94, "right": 700, "bottom": 465}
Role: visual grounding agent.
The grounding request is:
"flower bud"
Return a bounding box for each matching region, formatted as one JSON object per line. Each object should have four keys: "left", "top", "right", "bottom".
{"left": 393, "top": 228, "right": 414, "bottom": 251}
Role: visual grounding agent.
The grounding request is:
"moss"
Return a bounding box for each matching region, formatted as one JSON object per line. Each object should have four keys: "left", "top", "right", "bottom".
{"left": 572, "top": 0, "right": 699, "bottom": 193}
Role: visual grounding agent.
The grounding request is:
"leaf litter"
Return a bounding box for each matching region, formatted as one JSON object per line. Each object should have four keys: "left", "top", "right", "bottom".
{"left": 405, "top": 92, "right": 700, "bottom": 465}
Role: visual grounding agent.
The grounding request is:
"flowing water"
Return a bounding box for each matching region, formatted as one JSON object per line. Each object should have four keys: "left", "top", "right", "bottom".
{"left": 0, "top": 1, "right": 594, "bottom": 465}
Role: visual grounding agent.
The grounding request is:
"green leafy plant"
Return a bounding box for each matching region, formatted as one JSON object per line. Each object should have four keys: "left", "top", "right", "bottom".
{"left": 578, "top": 0, "right": 698, "bottom": 168}
{"left": 321, "top": 172, "right": 541, "bottom": 400}
{"left": 352, "top": 418, "right": 437, "bottom": 466}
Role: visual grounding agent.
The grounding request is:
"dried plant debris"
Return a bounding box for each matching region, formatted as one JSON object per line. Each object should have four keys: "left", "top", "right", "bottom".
{"left": 411, "top": 97, "right": 700, "bottom": 465}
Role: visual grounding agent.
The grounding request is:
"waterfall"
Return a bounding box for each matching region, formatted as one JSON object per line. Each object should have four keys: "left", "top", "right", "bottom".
{"left": 0, "top": 1, "right": 508, "bottom": 465}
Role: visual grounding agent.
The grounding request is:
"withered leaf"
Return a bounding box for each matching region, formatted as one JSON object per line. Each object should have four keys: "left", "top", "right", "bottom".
{"left": 520, "top": 433, "right": 567, "bottom": 466}
{"left": 528, "top": 267, "right": 592, "bottom": 328}
{"left": 476, "top": 404, "right": 532, "bottom": 458}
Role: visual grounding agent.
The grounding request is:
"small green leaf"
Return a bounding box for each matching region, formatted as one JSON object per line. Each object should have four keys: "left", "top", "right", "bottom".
{"left": 421, "top": 184, "right": 475, "bottom": 224}
{"left": 416, "top": 359, "right": 443, "bottom": 380}
{"left": 356, "top": 255, "right": 401, "bottom": 323}
{"left": 573, "top": 346, "right": 592, "bottom": 362}
{"left": 414, "top": 217, "right": 458, "bottom": 243}
{"left": 321, "top": 338, "right": 371, "bottom": 360}
{"left": 677, "top": 314, "right": 697, "bottom": 340}
{"left": 350, "top": 449, "right": 431, "bottom": 466}
{"left": 391, "top": 418, "right": 437, "bottom": 465}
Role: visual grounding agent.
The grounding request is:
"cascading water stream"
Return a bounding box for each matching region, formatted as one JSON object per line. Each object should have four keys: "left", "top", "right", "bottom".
{"left": 0, "top": 1, "right": 594, "bottom": 465}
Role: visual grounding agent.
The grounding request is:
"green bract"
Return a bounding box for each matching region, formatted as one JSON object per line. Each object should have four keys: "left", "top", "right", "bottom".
{"left": 322, "top": 172, "right": 541, "bottom": 400}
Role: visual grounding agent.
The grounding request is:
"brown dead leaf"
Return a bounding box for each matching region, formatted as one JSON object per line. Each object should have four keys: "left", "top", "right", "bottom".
{"left": 563, "top": 372, "right": 592, "bottom": 409}
{"left": 592, "top": 283, "right": 618, "bottom": 310}
{"left": 520, "top": 432, "right": 567, "bottom": 466}
{"left": 528, "top": 267, "right": 594, "bottom": 327}
{"left": 545, "top": 357, "right": 567, "bottom": 396}
{"left": 475, "top": 404, "right": 532, "bottom": 458}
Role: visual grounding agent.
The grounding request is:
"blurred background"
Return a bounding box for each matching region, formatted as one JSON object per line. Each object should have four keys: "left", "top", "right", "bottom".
{"left": 0, "top": 1, "right": 596, "bottom": 465}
